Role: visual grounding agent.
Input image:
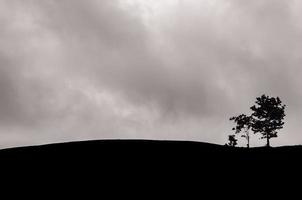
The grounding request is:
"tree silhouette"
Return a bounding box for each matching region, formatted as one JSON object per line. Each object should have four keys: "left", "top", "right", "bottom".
{"left": 250, "top": 95, "right": 286, "bottom": 147}
{"left": 226, "top": 135, "right": 238, "bottom": 147}
{"left": 230, "top": 114, "right": 252, "bottom": 148}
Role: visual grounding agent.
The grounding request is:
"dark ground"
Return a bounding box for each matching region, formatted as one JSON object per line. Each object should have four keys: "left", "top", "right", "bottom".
{"left": 0, "top": 140, "right": 300, "bottom": 192}
{"left": 1, "top": 140, "right": 301, "bottom": 171}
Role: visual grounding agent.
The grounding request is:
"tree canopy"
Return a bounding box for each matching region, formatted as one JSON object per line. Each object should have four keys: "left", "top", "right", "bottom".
{"left": 250, "top": 95, "right": 286, "bottom": 147}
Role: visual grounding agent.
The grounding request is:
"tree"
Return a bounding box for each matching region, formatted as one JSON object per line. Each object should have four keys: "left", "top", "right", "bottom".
{"left": 226, "top": 135, "right": 238, "bottom": 147}
{"left": 230, "top": 114, "right": 252, "bottom": 148}
{"left": 250, "top": 95, "right": 286, "bottom": 147}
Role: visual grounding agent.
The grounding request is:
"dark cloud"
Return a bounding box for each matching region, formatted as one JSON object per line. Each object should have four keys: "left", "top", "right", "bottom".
{"left": 0, "top": 0, "right": 302, "bottom": 148}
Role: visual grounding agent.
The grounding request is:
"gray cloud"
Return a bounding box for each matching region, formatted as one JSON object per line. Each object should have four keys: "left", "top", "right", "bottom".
{"left": 0, "top": 0, "right": 302, "bottom": 148}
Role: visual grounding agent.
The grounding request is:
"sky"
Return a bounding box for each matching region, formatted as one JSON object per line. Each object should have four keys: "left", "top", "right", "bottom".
{"left": 0, "top": 0, "right": 302, "bottom": 148}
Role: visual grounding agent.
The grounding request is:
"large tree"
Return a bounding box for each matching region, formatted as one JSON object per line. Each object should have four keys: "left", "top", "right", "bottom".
{"left": 250, "top": 95, "right": 286, "bottom": 147}
{"left": 230, "top": 114, "right": 252, "bottom": 148}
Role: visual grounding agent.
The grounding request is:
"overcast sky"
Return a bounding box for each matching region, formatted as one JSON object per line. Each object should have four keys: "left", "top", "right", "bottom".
{"left": 1, "top": 0, "right": 302, "bottom": 148}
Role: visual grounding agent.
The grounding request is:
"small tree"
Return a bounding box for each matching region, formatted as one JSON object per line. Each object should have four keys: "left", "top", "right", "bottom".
{"left": 250, "top": 95, "right": 286, "bottom": 147}
{"left": 226, "top": 135, "right": 238, "bottom": 147}
{"left": 230, "top": 114, "right": 252, "bottom": 148}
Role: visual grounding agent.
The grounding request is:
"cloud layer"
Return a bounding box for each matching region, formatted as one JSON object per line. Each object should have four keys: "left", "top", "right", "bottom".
{"left": 0, "top": 0, "right": 302, "bottom": 148}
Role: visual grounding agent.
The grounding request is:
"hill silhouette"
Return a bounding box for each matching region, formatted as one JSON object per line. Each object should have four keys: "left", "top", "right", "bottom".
{"left": 1, "top": 140, "right": 300, "bottom": 192}
{"left": 1, "top": 140, "right": 301, "bottom": 171}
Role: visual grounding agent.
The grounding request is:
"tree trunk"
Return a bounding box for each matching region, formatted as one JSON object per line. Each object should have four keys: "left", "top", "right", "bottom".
{"left": 266, "top": 136, "right": 270, "bottom": 147}
{"left": 245, "top": 129, "right": 250, "bottom": 148}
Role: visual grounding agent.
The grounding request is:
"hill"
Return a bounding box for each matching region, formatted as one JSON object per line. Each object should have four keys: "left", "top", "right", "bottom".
{"left": 0, "top": 140, "right": 301, "bottom": 164}
{"left": 0, "top": 140, "right": 301, "bottom": 180}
